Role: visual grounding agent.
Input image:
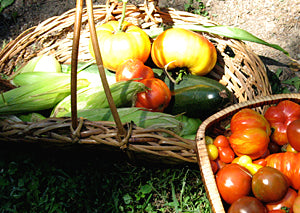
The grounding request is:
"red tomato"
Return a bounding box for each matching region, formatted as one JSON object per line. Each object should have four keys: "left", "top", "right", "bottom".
{"left": 230, "top": 108, "right": 271, "bottom": 136}
{"left": 218, "top": 147, "right": 235, "bottom": 163}
{"left": 228, "top": 196, "right": 267, "bottom": 213}
{"left": 253, "top": 158, "right": 267, "bottom": 167}
{"left": 293, "top": 196, "right": 300, "bottom": 213}
{"left": 210, "top": 160, "right": 218, "bottom": 174}
{"left": 216, "top": 163, "right": 252, "bottom": 204}
{"left": 135, "top": 78, "right": 171, "bottom": 112}
{"left": 115, "top": 59, "right": 154, "bottom": 82}
{"left": 266, "top": 188, "right": 297, "bottom": 212}
{"left": 265, "top": 152, "right": 300, "bottom": 190}
{"left": 151, "top": 28, "right": 217, "bottom": 76}
{"left": 252, "top": 166, "right": 289, "bottom": 203}
{"left": 229, "top": 127, "right": 270, "bottom": 160}
{"left": 264, "top": 100, "right": 300, "bottom": 146}
{"left": 213, "top": 135, "right": 235, "bottom": 163}
{"left": 89, "top": 21, "right": 151, "bottom": 71}
{"left": 287, "top": 119, "right": 300, "bottom": 152}
{"left": 213, "top": 135, "right": 230, "bottom": 147}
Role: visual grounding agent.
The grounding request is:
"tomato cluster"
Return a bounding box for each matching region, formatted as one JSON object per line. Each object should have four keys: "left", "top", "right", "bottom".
{"left": 89, "top": 20, "right": 218, "bottom": 112}
{"left": 206, "top": 100, "right": 300, "bottom": 212}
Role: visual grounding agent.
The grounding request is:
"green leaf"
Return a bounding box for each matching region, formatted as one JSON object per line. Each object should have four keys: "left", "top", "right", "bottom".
{"left": 173, "top": 24, "right": 290, "bottom": 56}
{"left": 282, "top": 76, "right": 300, "bottom": 91}
{"left": 0, "top": 0, "right": 15, "bottom": 13}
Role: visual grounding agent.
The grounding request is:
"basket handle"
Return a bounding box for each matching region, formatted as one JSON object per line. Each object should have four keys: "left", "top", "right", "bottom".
{"left": 71, "top": 0, "right": 126, "bottom": 138}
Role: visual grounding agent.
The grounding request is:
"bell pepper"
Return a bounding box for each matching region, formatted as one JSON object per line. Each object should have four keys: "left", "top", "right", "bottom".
{"left": 264, "top": 100, "right": 300, "bottom": 146}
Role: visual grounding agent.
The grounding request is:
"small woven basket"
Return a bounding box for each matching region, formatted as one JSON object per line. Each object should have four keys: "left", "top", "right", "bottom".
{"left": 196, "top": 93, "right": 300, "bottom": 213}
{"left": 0, "top": 0, "right": 271, "bottom": 164}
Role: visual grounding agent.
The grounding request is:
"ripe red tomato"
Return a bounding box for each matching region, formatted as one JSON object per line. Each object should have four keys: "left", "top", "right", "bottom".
{"left": 151, "top": 28, "right": 217, "bottom": 76}
{"left": 266, "top": 188, "right": 297, "bottom": 212}
{"left": 89, "top": 21, "right": 151, "bottom": 71}
{"left": 230, "top": 108, "right": 271, "bottom": 136}
{"left": 216, "top": 163, "right": 252, "bottom": 204}
{"left": 115, "top": 59, "right": 154, "bottom": 82}
{"left": 252, "top": 166, "right": 289, "bottom": 203}
{"left": 213, "top": 135, "right": 235, "bottom": 163}
{"left": 287, "top": 119, "right": 300, "bottom": 151}
{"left": 228, "top": 196, "right": 267, "bottom": 213}
{"left": 264, "top": 100, "right": 300, "bottom": 146}
{"left": 229, "top": 127, "right": 270, "bottom": 159}
{"left": 135, "top": 78, "right": 171, "bottom": 112}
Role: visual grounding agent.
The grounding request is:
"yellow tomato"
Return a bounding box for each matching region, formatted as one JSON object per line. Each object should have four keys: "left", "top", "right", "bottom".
{"left": 206, "top": 144, "right": 219, "bottom": 160}
{"left": 89, "top": 21, "right": 151, "bottom": 72}
{"left": 151, "top": 28, "right": 217, "bottom": 76}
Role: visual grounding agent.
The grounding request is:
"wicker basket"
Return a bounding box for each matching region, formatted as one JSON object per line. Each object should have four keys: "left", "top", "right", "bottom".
{"left": 196, "top": 93, "right": 300, "bottom": 213}
{"left": 0, "top": 0, "right": 271, "bottom": 164}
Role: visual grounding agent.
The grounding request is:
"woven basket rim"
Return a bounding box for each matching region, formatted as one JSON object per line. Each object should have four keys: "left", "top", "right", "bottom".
{"left": 196, "top": 93, "right": 300, "bottom": 213}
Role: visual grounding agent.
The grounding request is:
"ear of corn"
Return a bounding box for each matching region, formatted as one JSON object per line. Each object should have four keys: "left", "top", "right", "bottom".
{"left": 11, "top": 72, "right": 72, "bottom": 87}
{"left": 0, "top": 73, "right": 90, "bottom": 115}
{"left": 51, "top": 80, "right": 146, "bottom": 117}
{"left": 62, "top": 107, "right": 184, "bottom": 134}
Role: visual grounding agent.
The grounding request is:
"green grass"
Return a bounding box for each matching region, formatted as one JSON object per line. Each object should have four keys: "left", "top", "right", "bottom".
{"left": 0, "top": 143, "right": 212, "bottom": 213}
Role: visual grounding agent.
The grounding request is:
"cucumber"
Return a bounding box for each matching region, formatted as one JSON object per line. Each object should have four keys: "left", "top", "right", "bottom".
{"left": 153, "top": 69, "right": 233, "bottom": 119}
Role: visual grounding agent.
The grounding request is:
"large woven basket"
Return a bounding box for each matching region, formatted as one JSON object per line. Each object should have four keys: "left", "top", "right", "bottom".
{"left": 196, "top": 93, "right": 300, "bottom": 213}
{"left": 0, "top": 0, "right": 271, "bottom": 165}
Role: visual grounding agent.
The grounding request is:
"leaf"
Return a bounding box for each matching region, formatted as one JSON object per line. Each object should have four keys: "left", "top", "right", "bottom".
{"left": 0, "top": 0, "right": 15, "bottom": 13}
{"left": 173, "top": 24, "right": 290, "bottom": 56}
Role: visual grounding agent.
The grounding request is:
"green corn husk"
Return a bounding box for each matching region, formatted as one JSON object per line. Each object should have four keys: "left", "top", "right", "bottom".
{"left": 51, "top": 80, "right": 146, "bottom": 117}
{"left": 0, "top": 74, "right": 90, "bottom": 115}
{"left": 63, "top": 107, "right": 184, "bottom": 135}
{"left": 11, "top": 72, "right": 72, "bottom": 87}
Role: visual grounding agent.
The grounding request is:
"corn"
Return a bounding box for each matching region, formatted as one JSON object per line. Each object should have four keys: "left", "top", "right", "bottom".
{"left": 11, "top": 72, "right": 71, "bottom": 87}
{"left": 51, "top": 80, "right": 146, "bottom": 117}
{"left": 0, "top": 73, "right": 90, "bottom": 115}
{"left": 62, "top": 107, "right": 184, "bottom": 134}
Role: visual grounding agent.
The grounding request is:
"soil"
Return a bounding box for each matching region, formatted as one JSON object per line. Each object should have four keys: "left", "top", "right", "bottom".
{"left": 1, "top": 0, "right": 299, "bottom": 85}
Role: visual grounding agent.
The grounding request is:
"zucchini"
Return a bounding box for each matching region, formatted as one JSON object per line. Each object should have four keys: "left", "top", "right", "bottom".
{"left": 154, "top": 69, "right": 233, "bottom": 118}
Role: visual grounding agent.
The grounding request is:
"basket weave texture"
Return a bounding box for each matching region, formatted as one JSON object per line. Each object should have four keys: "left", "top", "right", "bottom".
{"left": 196, "top": 93, "right": 300, "bottom": 213}
{"left": 0, "top": 0, "right": 272, "bottom": 164}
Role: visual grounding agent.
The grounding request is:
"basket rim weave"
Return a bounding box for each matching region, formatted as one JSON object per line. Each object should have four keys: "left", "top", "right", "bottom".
{"left": 196, "top": 93, "right": 300, "bottom": 213}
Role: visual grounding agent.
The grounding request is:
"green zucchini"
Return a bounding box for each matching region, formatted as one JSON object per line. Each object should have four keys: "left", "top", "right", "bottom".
{"left": 153, "top": 69, "right": 233, "bottom": 118}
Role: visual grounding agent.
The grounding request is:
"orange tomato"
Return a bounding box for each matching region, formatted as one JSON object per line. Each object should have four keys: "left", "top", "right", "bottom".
{"left": 151, "top": 28, "right": 217, "bottom": 76}
{"left": 89, "top": 21, "right": 151, "bottom": 71}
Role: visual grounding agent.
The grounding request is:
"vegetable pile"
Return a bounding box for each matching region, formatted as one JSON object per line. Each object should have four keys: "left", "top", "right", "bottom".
{"left": 206, "top": 100, "right": 300, "bottom": 213}
{"left": 0, "top": 12, "right": 233, "bottom": 140}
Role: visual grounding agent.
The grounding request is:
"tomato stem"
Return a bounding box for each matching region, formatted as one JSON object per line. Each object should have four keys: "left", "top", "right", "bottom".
{"left": 118, "top": 0, "right": 128, "bottom": 32}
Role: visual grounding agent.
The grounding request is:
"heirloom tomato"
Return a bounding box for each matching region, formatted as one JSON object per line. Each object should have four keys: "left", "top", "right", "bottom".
{"left": 135, "top": 78, "right": 171, "bottom": 112}
{"left": 230, "top": 108, "right": 271, "bottom": 135}
{"left": 228, "top": 196, "right": 267, "bottom": 213}
{"left": 264, "top": 100, "right": 300, "bottom": 146}
{"left": 252, "top": 166, "right": 289, "bottom": 203}
{"left": 115, "top": 59, "right": 154, "bottom": 82}
{"left": 151, "top": 28, "right": 217, "bottom": 76}
{"left": 216, "top": 163, "right": 252, "bottom": 204}
{"left": 287, "top": 119, "right": 300, "bottom": 151}
{"left": 89, "top": 21, "right": 151, "bottom": 72}
{"left": 229, "top": 127, "right": 269, "bottom": 159}
{"left": 266, "top": 188, "right": 297, "bottom": 212}
{"left": 265, "top": 152, "right": 300, "bottom": 190}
